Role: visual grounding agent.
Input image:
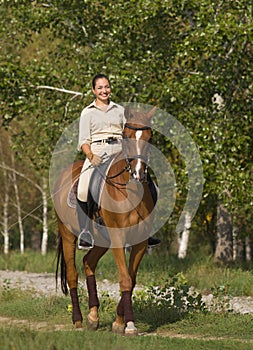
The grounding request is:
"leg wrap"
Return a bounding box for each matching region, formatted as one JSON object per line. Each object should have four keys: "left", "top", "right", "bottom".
{"left": 117, "top": 291, "right": 134, "bottom": 324}
{"left": 70, "top": 288, "right": 83, "bottom": 324}
{"left": 86, "top": 275, "right": 100, "bottom": 309}
{"left": 116, "top": 297, "right": 124, "bottom": 317}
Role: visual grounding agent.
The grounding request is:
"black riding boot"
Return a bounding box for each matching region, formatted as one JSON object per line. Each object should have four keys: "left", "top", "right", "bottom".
{"left": 147, "top": 175, "right": 161, "bottom": 249}
{"left": 76, "top": 198, "right": 94, "bottom": 250}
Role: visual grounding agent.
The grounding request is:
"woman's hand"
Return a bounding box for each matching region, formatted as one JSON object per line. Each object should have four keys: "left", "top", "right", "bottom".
{"left": 87, "top": 152, "right": 102, "bottom": 166}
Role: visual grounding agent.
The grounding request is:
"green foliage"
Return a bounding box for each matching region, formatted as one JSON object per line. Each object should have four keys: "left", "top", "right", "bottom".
{"left": 210, "top": 284, "right": 233, "bottom": 313}
{"left": 0, "top": 0, "right": 252, "bottom": 250}
{"left": 133, "top": 272, "right": 207, "bottom": 325}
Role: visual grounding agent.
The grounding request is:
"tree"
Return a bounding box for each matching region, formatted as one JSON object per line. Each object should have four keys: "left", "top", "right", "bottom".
{"left": 0, "top": 0, "right": 252, "bottom": 259}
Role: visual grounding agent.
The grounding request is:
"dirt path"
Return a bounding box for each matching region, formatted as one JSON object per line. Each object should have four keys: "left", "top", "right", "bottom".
{"left": 1, "top": 270, "right": 253, "bottom": 314}
{"left": 0, "top": 270, "right": 126, "bottom": 299}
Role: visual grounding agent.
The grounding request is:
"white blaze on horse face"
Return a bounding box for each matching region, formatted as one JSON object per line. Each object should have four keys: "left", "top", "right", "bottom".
{"left": 134, "top": 130, "right": 143, "bottom": 180}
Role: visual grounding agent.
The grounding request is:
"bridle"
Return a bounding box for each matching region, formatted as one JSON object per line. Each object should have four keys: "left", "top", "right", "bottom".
{"left": 106, "top": 123, "right": 152, "bottom": 186}
{"left": 123, "top": 123, "right": 152, "bottom": 176}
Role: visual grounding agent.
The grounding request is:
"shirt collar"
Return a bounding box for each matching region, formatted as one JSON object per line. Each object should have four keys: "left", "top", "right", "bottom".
{"left": 87, "top": 100, "right": 118, "bottom": 111}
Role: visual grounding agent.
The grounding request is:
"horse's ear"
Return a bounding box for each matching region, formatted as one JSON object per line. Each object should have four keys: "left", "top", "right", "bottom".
{"left": 124, "top": 105, "right": 133, "bottom": 121}
{"left": 147, "top": 105, "right": 158, "bottom": 119}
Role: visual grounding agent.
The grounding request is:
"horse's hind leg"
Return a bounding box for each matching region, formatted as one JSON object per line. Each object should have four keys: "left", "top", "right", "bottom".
{"left": 59, "top": 221, "right": 83, "bottom": 329}
{"left": 83, "top": 246, "right": 108, "bottom": 330}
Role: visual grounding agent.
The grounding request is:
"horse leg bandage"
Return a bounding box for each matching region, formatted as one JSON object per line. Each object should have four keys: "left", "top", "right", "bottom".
{"left": 86, "top": 275, "right": 100, "bottom": 309}
{"left": 70, "top": 288, "right": 83, "bottom": 324}
{"left": 117, "top": 291, "right": 134, "bottom": 324}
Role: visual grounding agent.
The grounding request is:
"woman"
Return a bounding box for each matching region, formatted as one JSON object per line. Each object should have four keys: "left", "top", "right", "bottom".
{"left": 77, "top": 73, "right": 160, "bottom": 249}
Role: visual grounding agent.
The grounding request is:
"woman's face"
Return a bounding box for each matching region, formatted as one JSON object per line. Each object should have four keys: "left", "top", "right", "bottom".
{"left": 92, "top": 78, "right": 111, "bottom": 104}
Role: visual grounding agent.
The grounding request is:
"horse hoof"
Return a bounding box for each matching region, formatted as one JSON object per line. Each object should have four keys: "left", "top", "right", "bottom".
{"left": 86, "top": 314, "right": 99, "bottom": 331}
{"left": 74, "top": 321, "right": 83, "bottom": 330}
{"left": 112, "top": 321, "right": 125, "bottom": 335}
{"left": 124, "top": 321, "right": 138, "bottom": 337}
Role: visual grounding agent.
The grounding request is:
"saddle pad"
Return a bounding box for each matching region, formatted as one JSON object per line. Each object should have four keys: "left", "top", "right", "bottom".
{"left": 67, "top": 179, "right": 79, "bottom": 209}
{"left": 67, "top": 156, "right": 115, "bottom": 210}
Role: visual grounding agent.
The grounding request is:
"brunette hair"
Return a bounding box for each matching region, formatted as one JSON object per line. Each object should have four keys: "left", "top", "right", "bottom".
{"left": 92, "top": 73, "right": 110, "bottom": 89}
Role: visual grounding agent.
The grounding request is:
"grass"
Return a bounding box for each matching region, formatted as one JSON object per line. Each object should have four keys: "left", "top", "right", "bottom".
{"left": 0, "top": 328, "right": 253, "bottom": 350}
{"left": 0, "top": 287, "right": 253, "bottom": 350}
{"left": 0, "top": 250, "right": 253, "bottom": 349}
{"left": 0, "top": 250, "right": 57, "bottom": 273}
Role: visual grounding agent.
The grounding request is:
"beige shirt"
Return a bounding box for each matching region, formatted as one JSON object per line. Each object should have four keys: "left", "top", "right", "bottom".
{"left": 78, "top": 100, "right": 125, "bottom": 150}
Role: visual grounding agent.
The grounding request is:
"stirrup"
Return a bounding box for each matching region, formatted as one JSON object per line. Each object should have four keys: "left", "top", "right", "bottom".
{"left": 147, "top": 237, "right": 161, "bottom": 248}
{"left": 78, "top": 229, "right": 94, "bottom": 250}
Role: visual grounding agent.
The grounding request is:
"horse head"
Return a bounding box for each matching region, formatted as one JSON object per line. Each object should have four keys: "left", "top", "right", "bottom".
{"left": 123, "top": 105, "right": 157, "bottom": 182}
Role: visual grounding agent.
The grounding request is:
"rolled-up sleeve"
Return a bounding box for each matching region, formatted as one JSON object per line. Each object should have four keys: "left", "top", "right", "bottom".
{"left": 77, "top": 109, "right": 92, "bottom": 151}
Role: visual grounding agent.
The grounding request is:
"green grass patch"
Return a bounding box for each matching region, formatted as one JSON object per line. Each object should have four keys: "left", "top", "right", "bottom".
{"left": 186, "top": 260, "right": 253, "bottom": 296}
{"left": 0, "top": 250, "right": 57, "bottom": 273}
{"left": 0, "top": 288, "right": 72, "bottom": 324}
{"left": 0, "top": 320, "right": 253, "bottom": 350}
{"left": 158, "top": 313, "right": 253, "bottom": 341}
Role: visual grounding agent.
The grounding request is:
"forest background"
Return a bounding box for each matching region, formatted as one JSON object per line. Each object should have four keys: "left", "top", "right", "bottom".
{"left": 0, "top": 0, "right": 252, "bottom": 263}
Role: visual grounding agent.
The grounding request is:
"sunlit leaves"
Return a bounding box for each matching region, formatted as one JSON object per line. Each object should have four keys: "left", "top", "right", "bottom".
{"left": 0, "top": 0, "right": 252, "bottom": 232}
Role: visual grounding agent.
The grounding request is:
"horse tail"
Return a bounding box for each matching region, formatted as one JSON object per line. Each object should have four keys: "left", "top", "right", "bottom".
{"left": 56, "top": 233, "right": 68, "bottom": 296}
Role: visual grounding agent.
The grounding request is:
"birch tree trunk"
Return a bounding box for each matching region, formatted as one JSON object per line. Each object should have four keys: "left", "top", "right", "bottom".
{"left": 233, "top": 231, "right": 252, "bottom": 262}
{"left": 11, "top": 153, "right": 25, "bottom": 253}
{"left": 245, "top": 237, "right": 251, "bottom": 262}
{"left": 178, "top": 212, "right": 191, "bottom": 259}
{"left": 3, "top": 181, "right": 10, "bottom": 255}
{"left": 41, "top": 176, "right": 48, "bottom": 255}
{"left": 214, "top": 201, "right": 233, "bottom": 262}
{"left": 1, "top": 165, "right": 10, "bottom": 254}
{"left": 0, "top": 135, "right": 10, "bottom": 254}
{"left": 0, "top": 162, "right": 49, "bottom": 255}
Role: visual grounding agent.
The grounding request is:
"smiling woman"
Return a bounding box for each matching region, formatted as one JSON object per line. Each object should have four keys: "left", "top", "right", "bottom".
{"left": 76, "top": 73, "right": 125, "bottom": 249}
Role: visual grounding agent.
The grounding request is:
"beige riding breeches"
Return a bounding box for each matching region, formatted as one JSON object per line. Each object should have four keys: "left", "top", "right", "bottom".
{"left": 77, "top": 141, "right": 122, "bottom": 202}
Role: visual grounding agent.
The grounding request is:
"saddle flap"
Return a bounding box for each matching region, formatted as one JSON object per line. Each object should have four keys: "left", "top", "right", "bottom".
{"left": 87, "top": 156, "right": 115, "bottom": 215}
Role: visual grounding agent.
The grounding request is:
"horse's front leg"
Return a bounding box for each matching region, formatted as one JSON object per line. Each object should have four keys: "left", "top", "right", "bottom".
{"left": 83, "top": 246, "right": 108, "bottom": 330}
{"left": 111, "top": 247, "right": 138, "bottom": 336}
{"left": 128, "top": 240, "right": 147, "bottom": 292}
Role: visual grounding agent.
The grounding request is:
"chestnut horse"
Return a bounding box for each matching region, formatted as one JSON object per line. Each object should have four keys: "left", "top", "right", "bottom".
{"left": 54, "top": 106, "right": 157, "bottom": 335}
